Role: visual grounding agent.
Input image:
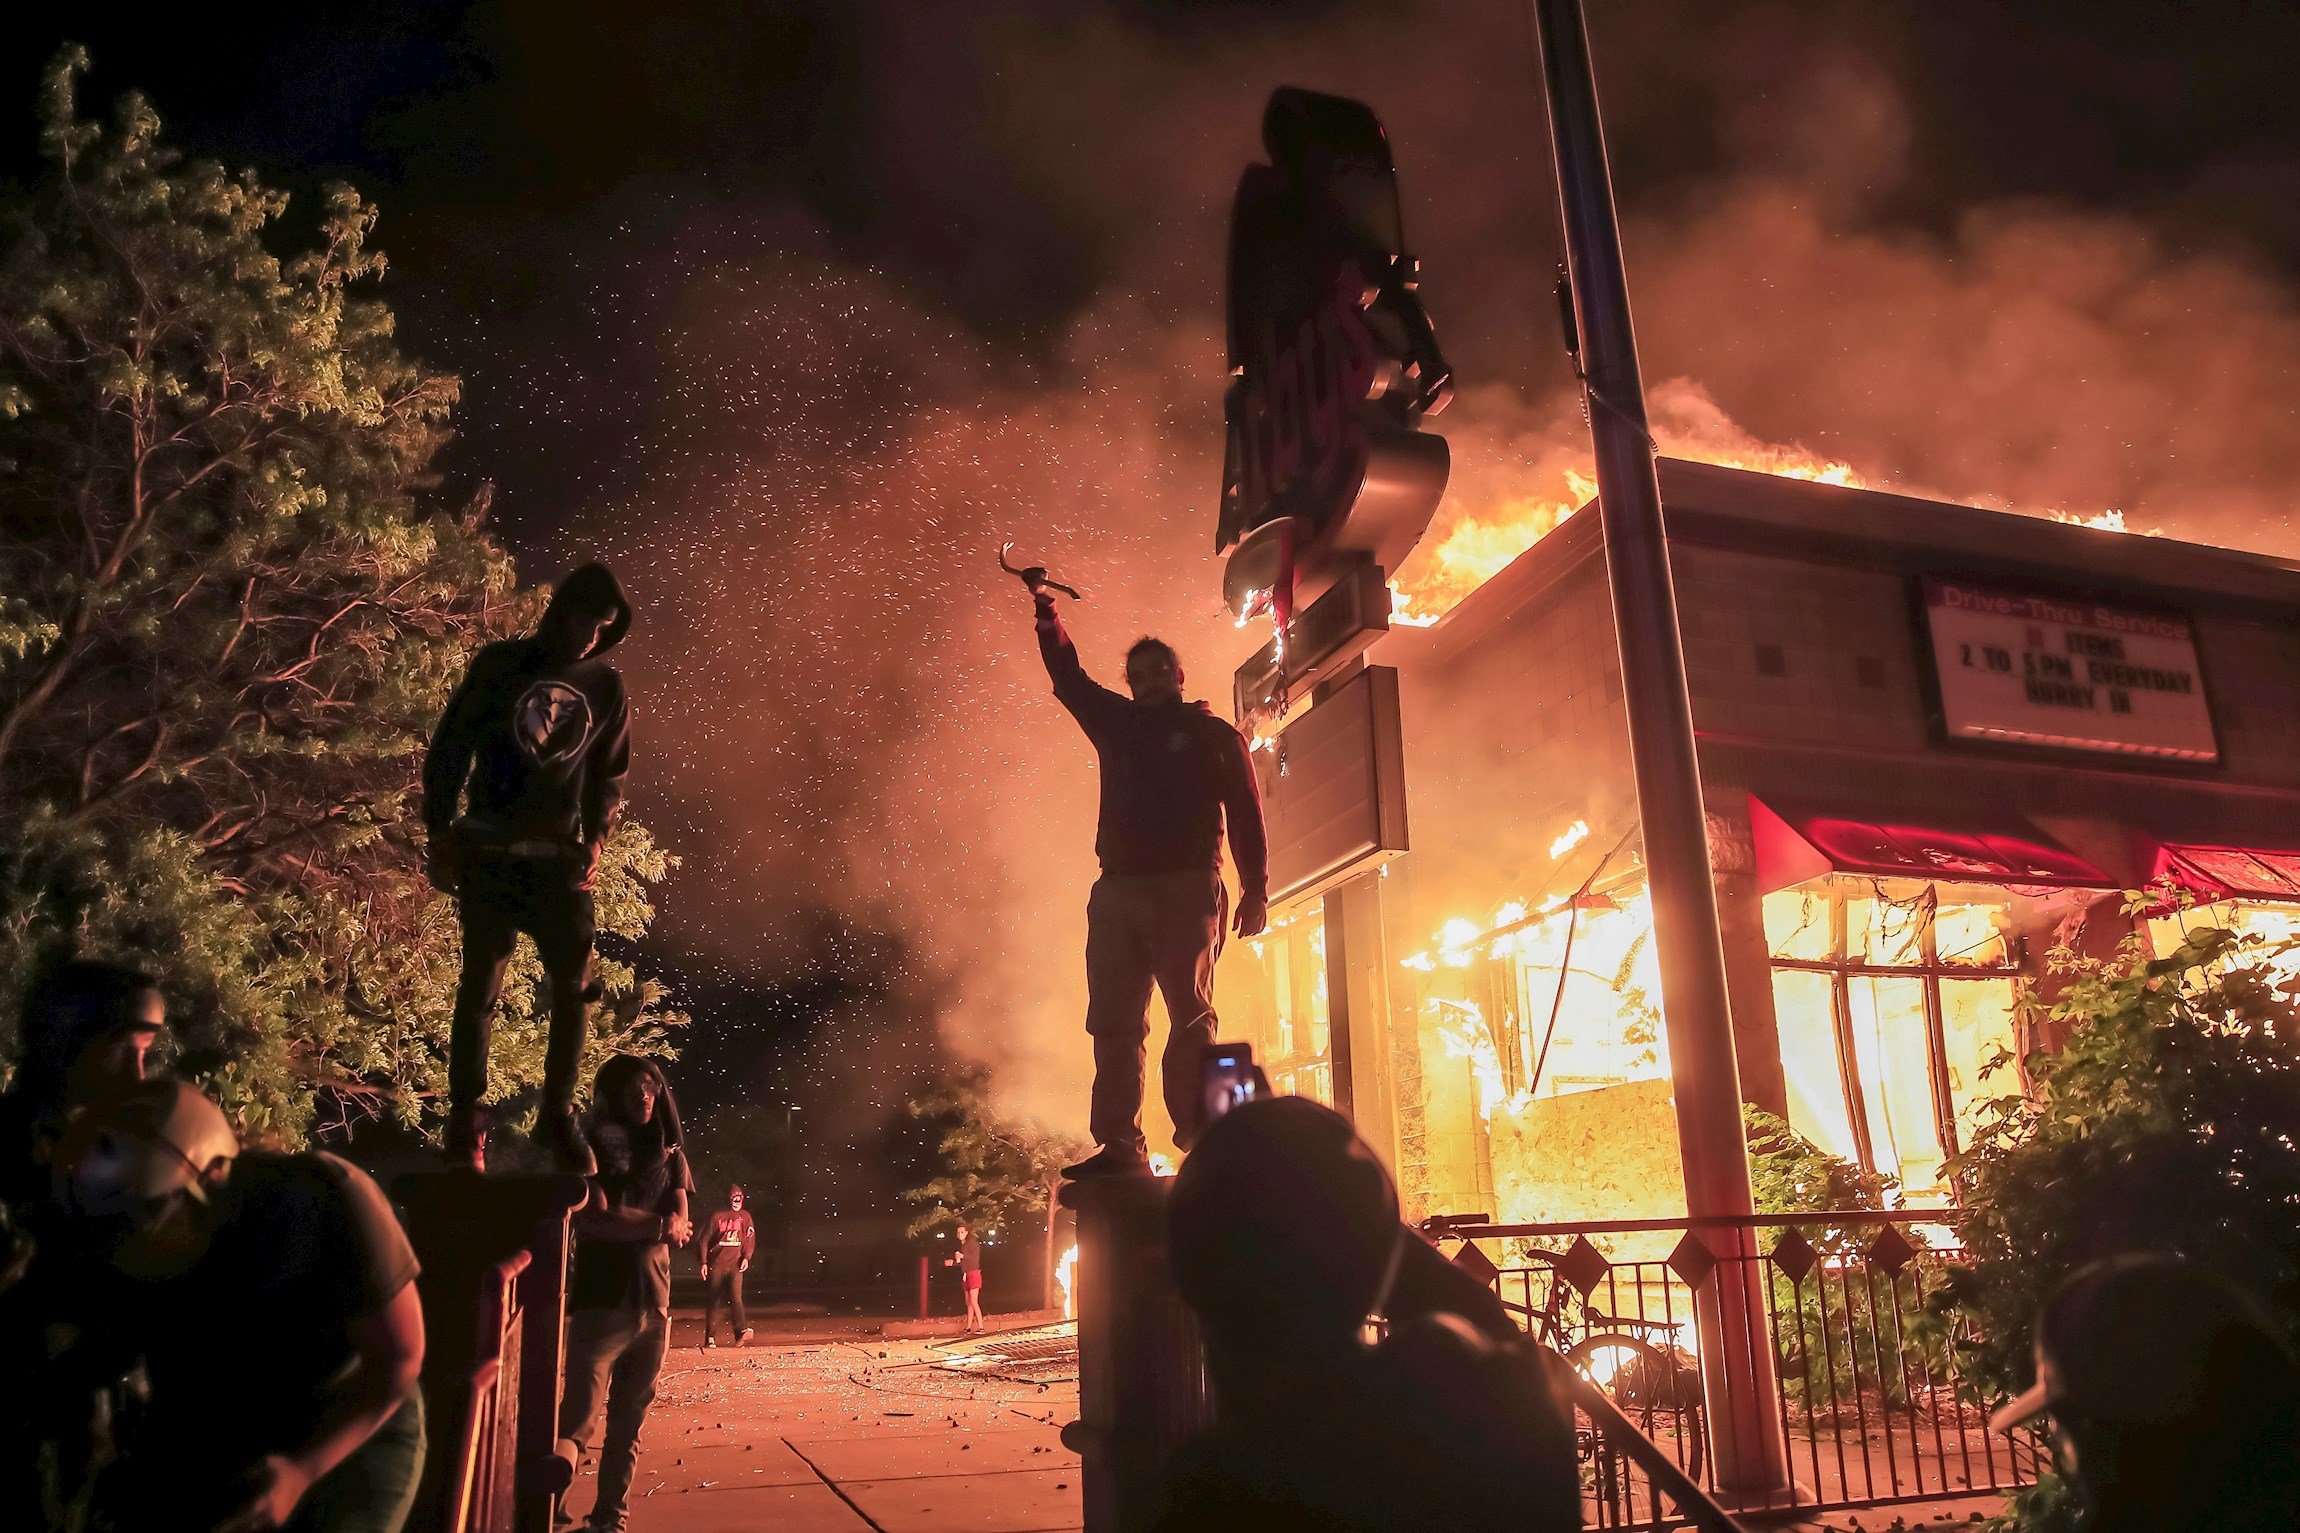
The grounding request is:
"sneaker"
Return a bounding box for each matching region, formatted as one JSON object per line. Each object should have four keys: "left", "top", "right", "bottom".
{"left": 443, "top": 1105, "right": 487, "bottom": 1172}
{"left": 703, "top": 1335, "right": 717, "bottom": 1349}
{"left": 738, "top": 1327, "right": 754, "bottom": 1347}
{"left": 1061, "top": 1146, "right": 1152, "bottom": 1181}
{"left": 543, "top": 1106, "right": 597, "bottom": 1177}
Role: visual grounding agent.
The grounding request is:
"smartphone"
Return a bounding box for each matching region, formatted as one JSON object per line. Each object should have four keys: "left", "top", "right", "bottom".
{"left": 1201, "top": 1041, "right": 1265, "bottom": 1124}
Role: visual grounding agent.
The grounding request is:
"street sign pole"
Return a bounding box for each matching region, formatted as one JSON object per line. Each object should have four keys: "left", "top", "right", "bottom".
{"left": 1528, "top": 0, "right": 1793, "bottom": 1499}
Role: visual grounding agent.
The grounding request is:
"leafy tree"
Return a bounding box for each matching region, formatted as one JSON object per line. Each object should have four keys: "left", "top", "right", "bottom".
{"left": 1933, "top": 909, "right": 2300, "bottom": 1531}
{"left": 0, "top": 49, "right": 679, "bottom": 1144}
{"left": 905, "top": 1066, "right": 1086, "bottom": 1310}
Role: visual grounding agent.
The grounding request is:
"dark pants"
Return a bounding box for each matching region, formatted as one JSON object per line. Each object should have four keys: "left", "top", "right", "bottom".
{"left": 1085, "top": 871, "right": 1227, "bottom": 1156}
{"left": 558, "top": 1305, "right": 669, "bottom": 1533}
{"left": 288, "top": 1390, "right": 426, "bottom": 1533}
{"left": 449, "top": 850, "right": 596, "bottom": 1119}
{"left": 703, "top": 1266, "right": 747, "bottom": 1341}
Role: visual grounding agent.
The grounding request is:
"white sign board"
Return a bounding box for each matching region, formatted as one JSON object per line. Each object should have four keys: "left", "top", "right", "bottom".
{"left": 1922, "top": 578, "right": 2216, "bottom": 762}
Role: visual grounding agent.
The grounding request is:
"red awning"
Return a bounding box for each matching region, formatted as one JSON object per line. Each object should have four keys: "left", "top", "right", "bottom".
{"left": 2149, "top": 843, "right": 2300, "bottom": 903}
{"left": 1751, "top": 796, "right": 2112, "bottom": 895}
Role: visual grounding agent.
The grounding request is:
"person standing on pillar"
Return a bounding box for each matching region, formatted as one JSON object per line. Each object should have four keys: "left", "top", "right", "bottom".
{"left": 698, "top": 1185, "right": 755, "bottom": 1349}
{"left": 1032, "top": 588, "right": 1269, "bottom": 1178}
{"left": 558, "top": 1054, "right": 691, "bottom": 1533}
{"left": 424, "top": 562, "right": 634, "bottom": 1174}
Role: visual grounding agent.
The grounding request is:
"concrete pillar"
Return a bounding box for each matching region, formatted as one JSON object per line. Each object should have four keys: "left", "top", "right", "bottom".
{"left": 1059, "top": 1176, "right": 1212, "bottom": 1533}
{"left": 1323, "top": 869, "right": 1402, "bottom": 1175}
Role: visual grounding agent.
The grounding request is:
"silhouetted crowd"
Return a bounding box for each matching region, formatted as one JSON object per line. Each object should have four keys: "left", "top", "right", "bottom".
{"left": 0, "top": 958, "right": 698, "bottom": 1533}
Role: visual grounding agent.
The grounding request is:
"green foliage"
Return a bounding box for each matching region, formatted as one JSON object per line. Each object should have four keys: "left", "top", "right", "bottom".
{"left": 1933, "top": 909, "right": 2300, "bottom": 1533}
{"left": 0, "top": 50, "right": 680, "bottom": 1143}
{"left": 1745, "top": 1105, "right": 1897, "bottom": 1245}
{"left": 903, "top": 1065, "right": 1084, "bottom": 1243}
{"left": 1937, "top": 914, "right": 2300, "bottom": 1401}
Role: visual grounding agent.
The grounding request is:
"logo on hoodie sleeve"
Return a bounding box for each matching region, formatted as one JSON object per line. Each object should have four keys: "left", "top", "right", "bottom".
{"left": 515, "top": 680, "right": 596, "bottom": 767}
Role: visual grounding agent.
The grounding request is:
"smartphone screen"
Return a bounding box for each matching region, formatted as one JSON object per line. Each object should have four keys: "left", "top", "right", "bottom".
{"left": 1201, "top": 1042, "right": 1262, "bottom": 1124}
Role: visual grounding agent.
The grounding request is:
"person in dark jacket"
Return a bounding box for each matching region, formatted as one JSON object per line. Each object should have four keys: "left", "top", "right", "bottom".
{"left": 557, "top": 1055, "right": 690, "bottom": 1533}
{"left": 1159, "top": 1097, "right": 1579, "bottom": 1533}
{"left": 1033, "top": 590, "right": 1269, "bottom": 1178}
{"left": 698, "top": 1184, "right": 755, "bottom": 1349}
{"left": 424, "top": 562, "right": 634, "bottom": 1173}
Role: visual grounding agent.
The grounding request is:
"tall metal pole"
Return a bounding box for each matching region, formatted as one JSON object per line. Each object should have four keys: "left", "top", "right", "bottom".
{"left": 1528, "top": 0, "right": 1792, "bottom": 1498}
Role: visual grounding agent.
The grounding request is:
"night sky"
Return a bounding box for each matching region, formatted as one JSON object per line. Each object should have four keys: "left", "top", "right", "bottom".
{"left": 7, "top": 3, "right": 2300, "bottom": 1198}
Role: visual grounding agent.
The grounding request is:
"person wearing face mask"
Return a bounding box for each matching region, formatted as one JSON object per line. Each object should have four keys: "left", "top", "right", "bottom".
{"left": 0, "top": 960, "right": 168, "bottom": 1208}
{"left": 57, "top": 1080, "right": 426, "bottom": 1533}
{"left": 555, "top": 1055, "right": 692, "bottom": 1533}
{"left": 424, "top": 562, "right": 635, "bottom": 1174}
{"left": 1030, "top": 589, "right": 1269, "bottom": 1179}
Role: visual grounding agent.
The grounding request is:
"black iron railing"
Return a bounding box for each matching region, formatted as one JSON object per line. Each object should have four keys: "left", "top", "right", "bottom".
{"left": 445, "top": 1251, "right": 529, "bottom": 1533}
{"left": 1431, "top": 1211, "right": 2048, "bottom": 1527}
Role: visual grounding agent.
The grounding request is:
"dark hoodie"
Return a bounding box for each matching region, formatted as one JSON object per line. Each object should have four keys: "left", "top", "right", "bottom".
{"left": 571, "top": 1054, "right": 691, "bottom": 1312}
{"left": 1038, "top": 607, "right": 1268, "bottom": 896}
{"left": 424, "top": 564, "right": 633, "bottom": 851}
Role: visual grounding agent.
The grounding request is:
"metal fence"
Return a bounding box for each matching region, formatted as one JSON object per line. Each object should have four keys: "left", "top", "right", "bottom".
{"left": 1435, "top": 1211, "right": 2049, "bottom": 1528}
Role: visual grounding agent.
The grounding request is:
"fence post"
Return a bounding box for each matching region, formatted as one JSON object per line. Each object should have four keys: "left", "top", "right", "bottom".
{"left": 396, "top": 1172, "right": 589, "bottom": 1533}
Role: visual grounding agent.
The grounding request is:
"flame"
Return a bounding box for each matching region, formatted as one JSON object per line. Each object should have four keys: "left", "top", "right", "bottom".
{"left": 1148, "top": 1152, "right": 1177, "bottom": 1177}
{"left": 1386, "top": 377, "right": 2146, "bottom": 626}
{"left": 1056, "top": 1241, "right": 1079, "bottom": 1319}
{"left": 1550, "top": 819, "right": 1591, "bottom": 860}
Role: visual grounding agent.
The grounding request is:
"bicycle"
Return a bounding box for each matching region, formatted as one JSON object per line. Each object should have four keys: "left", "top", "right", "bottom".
{"left": 1422, "top": 1221, "right": 1708, "bottom": 1486}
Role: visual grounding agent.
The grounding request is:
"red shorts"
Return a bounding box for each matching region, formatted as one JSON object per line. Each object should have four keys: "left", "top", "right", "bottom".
{"left": 963, "top": 1269, "right": 983, "bottom": 1292}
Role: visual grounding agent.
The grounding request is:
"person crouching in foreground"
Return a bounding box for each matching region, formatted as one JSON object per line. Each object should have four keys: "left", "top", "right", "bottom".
{"left": 557, "top": 1055, "right": 691, "bottom": 1533}
{"left": 61, "top": 1080, "right": 427, "bottom": 1533}
{"left": 0, "top": 960, "right": 168, "bottom": 1207}
{"left": 1159, "top": 1097, "right": 1579, "bottom": 1533}
{"left": 1030, "top": 589, "right": 1268, "bottom": 1178}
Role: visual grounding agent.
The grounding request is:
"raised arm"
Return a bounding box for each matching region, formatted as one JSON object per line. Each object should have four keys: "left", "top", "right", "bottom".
{"left": 1219, "top": 724, "right": 1270, "bottom": 937}
{"left": 1035, "top": 592, "right": 1126, "bottom": 734}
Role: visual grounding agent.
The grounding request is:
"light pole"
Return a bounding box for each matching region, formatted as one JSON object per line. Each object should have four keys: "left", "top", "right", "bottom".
{"left": 1528, "top": 0, "right": 1792, "bottom": 1499}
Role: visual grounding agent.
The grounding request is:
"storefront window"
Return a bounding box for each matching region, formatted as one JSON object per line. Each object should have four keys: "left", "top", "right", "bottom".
{"left": 2146, "top": 901, "right": 2300, "bottom": 984}
{"left": 1762, "top": 878, "right": 2023, "bottom": 1199}
{"left": 1233, "top": 906, "right": 1333, "bottom": 1105}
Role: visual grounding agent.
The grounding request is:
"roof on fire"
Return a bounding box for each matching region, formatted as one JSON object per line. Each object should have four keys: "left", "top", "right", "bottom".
{"left": 1395, "top": 458, "right": 2300, "bottom": 659}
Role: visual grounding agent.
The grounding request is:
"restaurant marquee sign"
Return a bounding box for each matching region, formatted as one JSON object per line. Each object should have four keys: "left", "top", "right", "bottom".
{"left": 1920, "top": 578, "right": 2217, "bottom": 762}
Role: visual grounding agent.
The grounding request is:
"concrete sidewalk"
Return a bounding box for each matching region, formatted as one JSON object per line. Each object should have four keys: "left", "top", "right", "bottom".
{"left": 582, "top": 1320, "right": 1083, "bottom": 1533}
{"left": 585, "top": 1316, "right": 2002, "bottom": 1532}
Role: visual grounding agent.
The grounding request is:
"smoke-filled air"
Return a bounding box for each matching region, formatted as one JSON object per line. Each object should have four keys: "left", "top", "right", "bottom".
{"left": 417, "top": 0, "right": 2300, "bottom": 1135}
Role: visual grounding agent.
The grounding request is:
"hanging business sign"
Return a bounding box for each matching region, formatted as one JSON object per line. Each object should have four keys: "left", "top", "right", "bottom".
{"left": 1919, "top": 578, "right": 2218, "bottom": 762}
{"left": 1217, "top": 88, "right": 1452, "bottom": 634}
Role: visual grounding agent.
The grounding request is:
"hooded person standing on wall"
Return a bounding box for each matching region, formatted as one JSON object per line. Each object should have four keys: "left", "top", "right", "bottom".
{"left": 1032, "top": 587, "right": 1269, "bottom": 1179}
{"left": 424, "top": 563, "right": 634, "bottom": 1174}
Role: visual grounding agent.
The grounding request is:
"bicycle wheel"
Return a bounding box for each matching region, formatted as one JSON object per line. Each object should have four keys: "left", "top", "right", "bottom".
{"left": 1566, "top": 1331, "right": 1707, "bottom": 1484}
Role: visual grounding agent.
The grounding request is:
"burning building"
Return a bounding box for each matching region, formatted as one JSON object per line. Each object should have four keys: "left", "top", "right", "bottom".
{"left": 1218, "top": 456, "right": 2300, "bottom": 1229}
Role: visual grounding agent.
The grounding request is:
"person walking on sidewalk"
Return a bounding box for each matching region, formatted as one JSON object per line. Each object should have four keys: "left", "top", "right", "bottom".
{"left": 558, "top": 1055, "right": 691, "bottom": 1533}
{"left": 943, "top": 1222, "right": 985, "bottom": 1333}
{"left": 424, "top": 562, "right": 634, "bottom": 1174}
{"left": 699, "top": 1185, "right": 756, "bottom": 1349}
{"left": 1031, "top": 589, "right": 1268, "bottom": 1180}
